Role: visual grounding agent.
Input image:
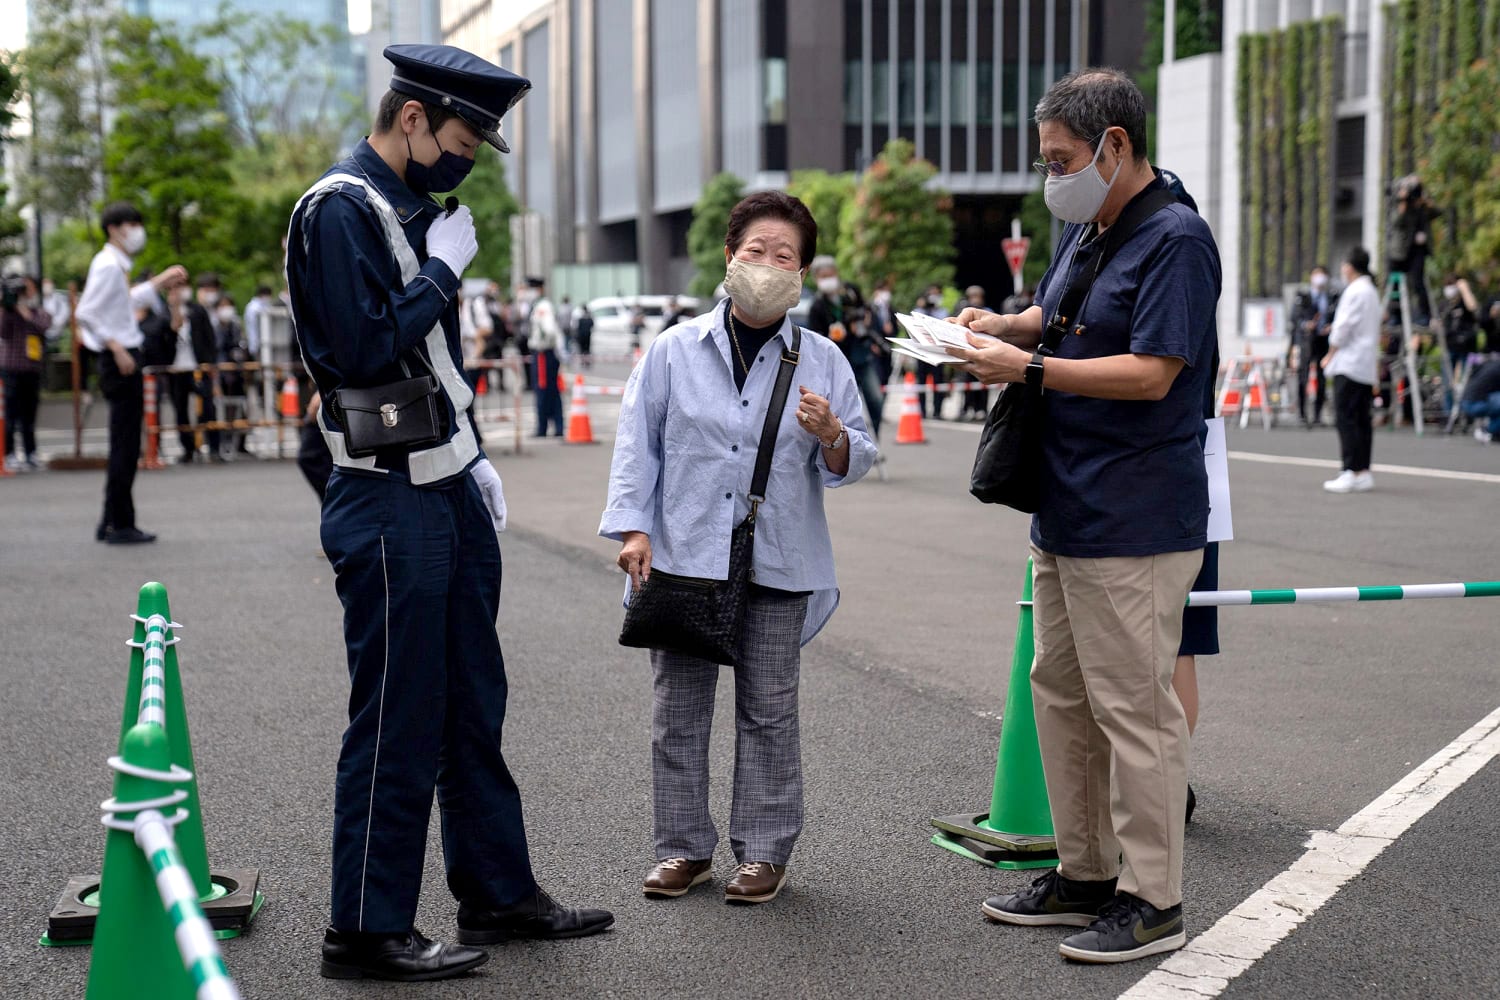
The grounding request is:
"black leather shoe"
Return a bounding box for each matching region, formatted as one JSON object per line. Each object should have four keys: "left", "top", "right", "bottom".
{"left": 105, "top": 527, "right": 158, "bottom": 545}
{"left": 456, "top": 888, "right": 614, "bottom": 944}
{"left": 319, "top": 927, "right": 488, "bottom": 982}
{"left": 95, "top": 523, "right": 110, "bottom": 542}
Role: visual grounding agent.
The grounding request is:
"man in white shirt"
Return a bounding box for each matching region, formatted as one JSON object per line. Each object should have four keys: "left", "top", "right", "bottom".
{"left": 72, "top": 201, "right": 187, "bottom": 543}
{"left": 1321, "top": 247, "right": 1382, "bottom": 493}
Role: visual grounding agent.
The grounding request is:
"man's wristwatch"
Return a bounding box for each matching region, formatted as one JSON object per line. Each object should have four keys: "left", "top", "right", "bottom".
{"left": 1024, "top": 352, "right": 1046, "bottom": 388}
{"left": 820, "top": 420, "right": 847, "bottom": 450}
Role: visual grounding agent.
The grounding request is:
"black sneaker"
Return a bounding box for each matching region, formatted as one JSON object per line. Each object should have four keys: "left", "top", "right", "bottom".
{"left": 1058, "top": 893, "right": 1186, "bottom": 963}
{"left": 980, "top": 870, "right": 1118, "bottom": 927}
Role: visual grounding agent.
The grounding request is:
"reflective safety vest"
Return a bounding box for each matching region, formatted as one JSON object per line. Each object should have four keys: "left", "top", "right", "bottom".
{"left": 291, "top": 172, "right": 479, "bottom": 486}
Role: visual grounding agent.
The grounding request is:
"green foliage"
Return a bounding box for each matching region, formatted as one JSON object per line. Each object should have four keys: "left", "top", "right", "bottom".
{"left": 1018, "top": 188, "right": 1053, "bottom": 290}
{"left": 687, "top": 172, "right": 744, "bottom": 298}
{"left": 464, "top": 149, "right": 521, "bottom": 286}
{"left": 838, "top": 140, "right": 955, "bottom": 312}
{"left": 1422, "top": 58, "right": 1500, "bottom": 280}
{"left": 41, "top": 219, "right": 97, "bottom": 288}
{"left": 0, "top": 54, "right": 26, "bottom": 257}
{"left": 786, "top": 168, "right": 856, "bottom": 273}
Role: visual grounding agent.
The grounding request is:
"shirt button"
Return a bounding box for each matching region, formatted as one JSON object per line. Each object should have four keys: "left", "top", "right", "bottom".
{"left": 742, "top": 400, "right": 749, "bottom": 407}
{"left": 731, "top": 445, "right": 739, "bottom": 452}
{"left": 725, "top": 492, "right": 732, "bottom": 499}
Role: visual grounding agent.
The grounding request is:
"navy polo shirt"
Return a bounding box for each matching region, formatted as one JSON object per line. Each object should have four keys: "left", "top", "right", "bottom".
{"left": 1030, "top": 176, "right": 1222, "bottom": 558}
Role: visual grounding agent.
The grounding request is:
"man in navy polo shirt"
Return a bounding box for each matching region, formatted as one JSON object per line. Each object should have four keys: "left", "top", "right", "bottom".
{"left": 947, "top": 67, "right": 1219, "bottom": 964}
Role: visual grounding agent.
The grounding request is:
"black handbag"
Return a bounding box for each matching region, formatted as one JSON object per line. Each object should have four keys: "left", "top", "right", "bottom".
{"left": 618, "top": 326, "right": 803, "bottom": 666}
{"left": 970, "top": 188, "right": 1177, "bottom": 511}
{"left": 330, "top": 356, "right": 447, "bottom": 459}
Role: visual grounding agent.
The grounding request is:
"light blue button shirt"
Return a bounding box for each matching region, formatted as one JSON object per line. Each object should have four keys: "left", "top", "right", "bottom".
{"left": 600, "top": 304, "right": 877, "bottom": 644}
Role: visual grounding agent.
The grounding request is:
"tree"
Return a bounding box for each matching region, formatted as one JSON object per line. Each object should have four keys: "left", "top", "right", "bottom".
{"left": 838, "top": 139, "right": 955, "bottom": 311}
{"left": 465, "top": 149, "right": 521, "bottom": 286}
{"left": 104, "top": 17, "right": 235, "bottom": 268}
{"left": 1018, "top": 188, "right": 1054, "bottom": 291}
{"left": 786, "top": 168, "right": 856, "bottom": 270}
{"left": 687, "top": 172, "right": 744, "bottom": 298}
{"left": 1422, "top": 58, "right": 1500, "bottom": 281}
{"left": 0, "top": 54, "right": 27, "bottom": 258}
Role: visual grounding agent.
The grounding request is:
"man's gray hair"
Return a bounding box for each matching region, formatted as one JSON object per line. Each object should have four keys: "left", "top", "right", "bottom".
{"left": 1033, "top": 68, "right": 1149, "bottom": 161}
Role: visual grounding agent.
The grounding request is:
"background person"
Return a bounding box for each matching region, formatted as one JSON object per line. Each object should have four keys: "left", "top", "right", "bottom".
{"left": 807, "top": 255, "right": 885, "bottom": 442}
{"left": 0, "top": 275, "right": 50, "bottom": 472}
{"left": 601, "top": 191, "right": 875, "bottom": 907}
{"left": 1321, "top": 248, "right": 1382, "bottom": 494}
{"left": 1289, "top": 265, "right": 1337, "bottom": 427}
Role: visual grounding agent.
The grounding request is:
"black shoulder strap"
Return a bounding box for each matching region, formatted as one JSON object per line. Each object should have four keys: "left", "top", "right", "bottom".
{"left": 1042, "top": 186, "right": 1177, "bottom": 355}
{"left": 748, "top": 325, "right": 802, "bottom": 509}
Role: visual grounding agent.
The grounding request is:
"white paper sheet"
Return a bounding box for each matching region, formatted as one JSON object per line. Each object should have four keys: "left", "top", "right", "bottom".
{"left": 1204, "top": 416, "right": 1234, "bottom": 542}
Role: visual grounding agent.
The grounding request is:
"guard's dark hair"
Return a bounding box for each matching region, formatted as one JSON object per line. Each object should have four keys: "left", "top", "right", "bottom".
{"left": 725, "top": 191, "right": 817, "bottom": 269}
{"left": 1346, "top": 246, "right": 1372, "bottom": 276}
{"left": 1034, "top": 67, "right": 1149, "bottom": 162}
{"left": 100, "top": 201, "right": 143, "bottom": 235}
{"left": 374, "top": 89, "right": 460, "bottom": 136}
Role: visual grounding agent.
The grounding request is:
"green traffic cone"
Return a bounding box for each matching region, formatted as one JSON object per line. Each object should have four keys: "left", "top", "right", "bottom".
{"left": 930, "top": 559, "right": 1057, "bottom": 868}
{"left": 85, "top": 723, "right": 196, "bottom": 1000}
{"left": 118, "top": 583, "right": 212, "bottom": 901}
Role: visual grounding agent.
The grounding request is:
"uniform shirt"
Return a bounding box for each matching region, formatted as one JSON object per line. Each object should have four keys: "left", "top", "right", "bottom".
{"left": 600, "top": 302, "right": 877, "bottom": 643}
{"left": 74, "top": 244, "right": 154, "bottom": 352}
{"left": 1325, "top": 274, "right": 1381, "bottom": 386}
{"left": 1031, "top": 175, "right": 1222, "bottom": 559}
{"left": 285, "top": 139, "right": 475, "bottom": 484}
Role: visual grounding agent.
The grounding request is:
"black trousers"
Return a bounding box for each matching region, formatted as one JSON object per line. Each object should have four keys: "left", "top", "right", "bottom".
{"left": 1333, "top": 374, "right": 1373, "bottom": 472}
{"left": 2, "top": 369, "right": 41, "bottom": 457}
{"left": 97, "top": 349, "right": 143, "bottom": 532}
{"left": 1297, "top": 338, "right": 1329, "bottom": 423}
{"left": 167, "top": 370, "right": 220, "bottom": 456}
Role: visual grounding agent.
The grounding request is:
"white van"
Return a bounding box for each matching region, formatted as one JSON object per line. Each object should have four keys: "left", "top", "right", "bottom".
{"left": 584, "top": 295, "right": 702, "bottom": 355}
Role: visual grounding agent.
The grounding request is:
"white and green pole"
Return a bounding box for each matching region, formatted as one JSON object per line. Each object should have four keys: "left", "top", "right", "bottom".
{"left": 1188, "top": 581, "right": 1500, "bottom": 607}
{"left": 133, "top": 810, "right": 241, "bottom": 1000}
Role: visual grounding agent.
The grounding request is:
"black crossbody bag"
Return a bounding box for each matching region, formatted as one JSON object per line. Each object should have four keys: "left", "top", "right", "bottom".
{"left": 619, "top": 326, "right": 803, "bottom": 667}
{"left": 971, "top": 188, "right": 1176, "bottom": 511}
{"left": 330, "top": 355, "right": 448, "bottom": 459}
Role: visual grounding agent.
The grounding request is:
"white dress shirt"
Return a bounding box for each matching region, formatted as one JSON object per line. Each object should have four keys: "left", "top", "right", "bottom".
{"left": 73, "top": 244, "right": 154, "bottom": 352}
{"left": 1325, "top": 273, "right": 1382, "bottom": 386}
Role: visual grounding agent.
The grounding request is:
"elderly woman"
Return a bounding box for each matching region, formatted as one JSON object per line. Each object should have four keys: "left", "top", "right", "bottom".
{"left": 600, "top": 191, "right": 875, "bottom": 906}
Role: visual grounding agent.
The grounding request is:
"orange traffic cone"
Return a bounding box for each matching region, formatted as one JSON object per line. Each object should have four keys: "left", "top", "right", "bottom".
{"left": 1247, "top": 383, "right": 1264, "bottom": 409}
{"left": 476, "top": 373, "right": 488, "bottom": 396}
{"left": 1219, "top": 387, "right": 1241, "bottom": 414}
{"left": 896, "top": 372, "right": 927, "bottom": 444}
{"left": 141, "top": 372, "right": 165, "bottom": 470}
{"left": 279, "top": 376, "right": 300, "bottom": 420}
{"left": 565, "top": 375, "right": 595, "bottom": 444}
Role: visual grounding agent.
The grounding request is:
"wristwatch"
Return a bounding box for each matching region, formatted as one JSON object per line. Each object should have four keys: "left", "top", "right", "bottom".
{"left": 1024, "top": 352, "right": 1046, "bottom": 388}
{"left": 820, "top": 420, "right": 847, "bottom": 450}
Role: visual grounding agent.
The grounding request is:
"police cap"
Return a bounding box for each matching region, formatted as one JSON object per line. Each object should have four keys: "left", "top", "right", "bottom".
{"left": 385, "top": 44, "right": 531, "bottom": 153}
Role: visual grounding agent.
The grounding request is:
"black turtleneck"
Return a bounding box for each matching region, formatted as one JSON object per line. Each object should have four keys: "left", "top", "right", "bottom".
{"left": 724, "top": 306, "right": 785, "bottom": 392}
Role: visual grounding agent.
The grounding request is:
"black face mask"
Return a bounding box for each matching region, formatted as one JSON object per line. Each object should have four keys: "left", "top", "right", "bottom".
{"left": 405, "top": 121, "right": 475, "bottom": 195}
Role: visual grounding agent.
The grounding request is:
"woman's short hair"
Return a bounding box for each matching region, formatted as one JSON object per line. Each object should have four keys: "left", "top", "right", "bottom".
{"left": 725, "top": 191, "right": 818, "bottom": 270}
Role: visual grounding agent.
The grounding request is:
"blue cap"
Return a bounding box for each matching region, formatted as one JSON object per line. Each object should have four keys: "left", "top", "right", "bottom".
{"left": 384, "top": 44, "right": 531, "bottom": 153}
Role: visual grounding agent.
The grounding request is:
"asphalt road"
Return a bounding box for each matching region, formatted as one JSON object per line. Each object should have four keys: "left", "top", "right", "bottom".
{"left": 2, "top": 388, "right": 1496, "bottom": 999}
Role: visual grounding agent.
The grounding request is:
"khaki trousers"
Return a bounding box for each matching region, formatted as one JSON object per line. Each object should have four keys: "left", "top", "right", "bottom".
{"left": 1029, "top": 544, "right": 1203, "bottom": 909}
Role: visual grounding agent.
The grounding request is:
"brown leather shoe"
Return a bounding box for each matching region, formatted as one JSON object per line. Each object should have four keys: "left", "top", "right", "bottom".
{"left": 642, "top": 858, "right": 712, "bottom": 898}
{"left": 723, "top": 862, "right": 787, "bottom": 905}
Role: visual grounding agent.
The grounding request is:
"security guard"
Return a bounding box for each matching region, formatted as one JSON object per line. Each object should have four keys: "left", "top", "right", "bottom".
{"left": 286, "top": 45, "right": 613, "bottom": 983}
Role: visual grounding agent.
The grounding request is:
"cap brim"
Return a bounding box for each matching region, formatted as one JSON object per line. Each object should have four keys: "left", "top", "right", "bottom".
{"left": 481, "top": 127, "right": 509, "bottom": 153}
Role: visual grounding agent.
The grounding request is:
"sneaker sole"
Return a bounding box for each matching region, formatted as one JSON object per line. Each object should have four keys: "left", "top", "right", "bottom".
{"left": 643, "top": 869, "right": 712, "bottom": 899}
{"left": 319, "top": 952, "right": 489, "bottom": 981}
{"left": 980, "top": 900, "right": 1096, "bottom": 927}
{"left": 1058, "top": 930, "right": 1186, "bottom": 964}
{"left": 455, "top": 916, "right": 615, "bottom": 945}
{"left": 724, "top": 877, "right": 786, "bottom": 905}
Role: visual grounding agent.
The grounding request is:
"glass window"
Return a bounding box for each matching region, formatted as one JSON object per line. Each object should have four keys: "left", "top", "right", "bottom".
{"left": 951, "top": 62, "right": 969, "bottom": 126}
{"left": 845, "top": 59, "right": 863, "bottom": 125}
{"left": 872, "top": 60, "right": 890, "bottom": 124}
{"left": 976, "top": 60, "right": 994, "bottom": 126}
{"left": 925, "top": 61, "right": 941, "bottom": 119}
{"left": 898, "top": 60, "right": 915, "bottom": 125}
{"left": 764, "top": 57, "right": 787, "bottom": 124}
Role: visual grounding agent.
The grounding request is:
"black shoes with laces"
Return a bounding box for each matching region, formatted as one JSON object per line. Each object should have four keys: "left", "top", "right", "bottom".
{"left": 455, "top": 888, "right": 614, "bottom": 945}
{"left": 319, "top": 927, "right": 487, "bottom": 981}
{"left": 980, "top": 870, "right": 1118, "bottom": 927}
{"left": 1057, "top": 893, "right": 1186, "bottom": 963}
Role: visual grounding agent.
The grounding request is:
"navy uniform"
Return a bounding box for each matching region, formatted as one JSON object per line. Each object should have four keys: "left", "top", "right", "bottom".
{"left": 287, "top": 45, "right": 612, "bottom": 982}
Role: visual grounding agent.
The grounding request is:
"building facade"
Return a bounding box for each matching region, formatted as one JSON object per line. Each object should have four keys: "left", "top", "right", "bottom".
{"left": 439, "top": 0, "right": 1115, "bottom": 295}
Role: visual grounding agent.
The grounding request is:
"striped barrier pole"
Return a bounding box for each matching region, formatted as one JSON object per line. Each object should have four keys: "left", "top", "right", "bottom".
{"left": 133, "top": 811, "right": 241, "bottom": 1000}
{"left": 137, "top": 614, "right": 172, "bottom": 728}
{"left": 1187, "top": 581, "right": 1500, "bottom": 607}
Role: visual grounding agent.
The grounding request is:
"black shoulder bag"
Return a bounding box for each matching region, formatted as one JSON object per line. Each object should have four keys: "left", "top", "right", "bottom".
{"left": 619, "top": 326, "right": 803, "bottom": 666}
{"left": 329, "top": 354, "right": 447, "bottom": 459}
{"left": 970, "top": 188, "right": 1176, "bottom": 511}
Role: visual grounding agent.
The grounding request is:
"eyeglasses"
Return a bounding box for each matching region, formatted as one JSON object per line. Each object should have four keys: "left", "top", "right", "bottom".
{"left": 1032, "top": 129, "right": 1109, "bottom": 178}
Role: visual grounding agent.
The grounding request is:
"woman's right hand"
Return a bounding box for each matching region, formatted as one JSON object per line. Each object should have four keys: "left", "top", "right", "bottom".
{"left": 948, "top": 308, "right": 1011, "bottom": 340}
{"left": 618, "top": 531, "right": 652, "bottom": 592}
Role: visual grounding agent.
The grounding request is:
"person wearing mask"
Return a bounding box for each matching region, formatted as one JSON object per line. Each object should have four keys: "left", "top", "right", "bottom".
{"left": 913, "top": 284, "right": 950, "bottom": 418}
{"left": 169, "top": 274, "right": 225, "bottom": 463}
{"left": 556, "top": 295, "right": 575, "bottom": 353}
{"left": 0, "top": 275, "right": 50, "bottom": 472}
{"left": 959, "top": 286, "right": 992, "bottom": 420}
{"left": 1460, "top": 356, "right": 1500, "bottom": 443}
{"left": 243, "top": 285, "right": 275, "bottom": 359}
{"left": 1321, "top": 248, "right": 1382, "bottom": 494}
{"left": 1386, "top": 175, "right": 1433, "bottom": 326}
{"left": 948, "top": 69, "right": 1219, "bottom": 963}
{"left": 1436, "top": 275, "right": 1480, "bottom": 377}
{"left": 525, "top": 276, "right": 565, "bottom": 436}
{"left": 601, "top": 191, "right": 875, "bottom": 906}
{"left": 215, "top": 293, "right": 252, "bottom": 453}
{"left": 73, "top": 202, "right": 187, "bottom": 543}
{"left": 868, "top": 279, "right": 897, "bottom": 390}
{"left": 41, "top": 277, "right": 71, "bottom": 347}
{"left": 574, "top": 304, "right": 594, "bottom": 368}
{"left": 807, "top": 256, "right": 885, "bottom": 441}
{"left": 1288, "top": 265, "right": 1337, "bottom": 427}
{"left": 663, "top": 296, "right": 692, "bottom": 331}
{"left": 1001, "top": 285, "right": 1034, "bottom": 316}
{"left": 286, "top": 45, "right": 612, "bottom": 982}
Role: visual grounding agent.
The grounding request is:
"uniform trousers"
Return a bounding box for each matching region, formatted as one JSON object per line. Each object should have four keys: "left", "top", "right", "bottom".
{"left": 1030, "top": 544, "right": 1202, "bottom": 910}
{"left": 1333, "top": 374, "right": 1374, "bottom": 472}
{"left": 96, "top": 349, "right": 143, "bottom": 533}
{"left": 650, "top": 591, "right": 808, "bottom": 865}
{"left": 320, "top": 469, "right": 536, "bottom": 933}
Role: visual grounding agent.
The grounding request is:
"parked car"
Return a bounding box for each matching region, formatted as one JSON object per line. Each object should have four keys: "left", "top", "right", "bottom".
{"left": 585, "top": 294, "right": 702, "bottom": 354}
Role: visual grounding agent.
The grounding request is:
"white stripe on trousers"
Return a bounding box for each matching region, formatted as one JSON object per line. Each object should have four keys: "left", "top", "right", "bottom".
{"left": 357, "top": 534, "right": 391, "bottom": 930}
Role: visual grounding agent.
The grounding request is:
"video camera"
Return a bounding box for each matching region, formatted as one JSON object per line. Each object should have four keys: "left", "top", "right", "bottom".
{"left": 0, "top": 273, "right": 30, "bottom": 311}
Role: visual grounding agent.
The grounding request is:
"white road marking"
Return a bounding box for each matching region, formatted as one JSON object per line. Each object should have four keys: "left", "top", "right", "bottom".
{"left": 1118, "top": 704, "right": 1500, "bottom": 999}
{"left": 1229, "top": 450, "right": 1500, "bottom": 485}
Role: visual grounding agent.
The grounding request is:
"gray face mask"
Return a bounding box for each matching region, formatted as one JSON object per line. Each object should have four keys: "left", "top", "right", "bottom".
{"left": 1043, "top": 137, "right": 1121, "bottom": 224}
{"left": 723, "top": 258, "right": 804, "bottom": 325}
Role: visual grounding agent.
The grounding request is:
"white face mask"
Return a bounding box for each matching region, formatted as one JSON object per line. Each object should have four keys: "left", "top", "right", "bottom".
{"left": 217, "top": 306, "right": 236, "bottom": 322}
{"left": 1043, "top": 135, "right": 1122, "bottom": 224}
{"left": 816, "top": 276, "right": 841, "bottom": 295}
{"left": 1443, "top": 284, "right": 1459, "bottom": 300}
{"left": 1311, "top": 274, "right": 1328, "bottom": 290}
{"left": 200, "top": 290, "right": 220, "bottom": 307}
{"left": 723, "top": 258, "right": 804, "bottom": 325}
{"left": 121, "top": 225, "right": 147, "bottom": 255}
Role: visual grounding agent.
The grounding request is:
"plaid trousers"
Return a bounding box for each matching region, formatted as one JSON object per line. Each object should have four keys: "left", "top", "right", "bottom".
{"left": 649, "top": 590, "right": 808, "bottom": 865}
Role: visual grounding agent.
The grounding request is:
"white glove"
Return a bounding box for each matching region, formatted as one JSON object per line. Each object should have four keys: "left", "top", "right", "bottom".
{"left": 425, "top": 205, "right": 479, "bottom": 280}
{"left": 470, "top": 457, "right": 507, "bottom": 532}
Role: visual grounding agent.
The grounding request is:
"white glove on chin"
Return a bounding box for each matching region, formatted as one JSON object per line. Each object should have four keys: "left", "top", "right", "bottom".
{"left": 470, "top": 457, "right": 507, "bottom": 532}
{"left": 425, "top": 205, "right": 479, "bottom": 279}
